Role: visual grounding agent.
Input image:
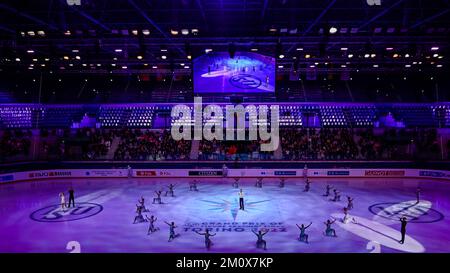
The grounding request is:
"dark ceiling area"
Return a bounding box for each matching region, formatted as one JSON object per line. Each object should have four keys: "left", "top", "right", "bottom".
{"left": 0, "top": 0, "right": 449, "bottom": 75}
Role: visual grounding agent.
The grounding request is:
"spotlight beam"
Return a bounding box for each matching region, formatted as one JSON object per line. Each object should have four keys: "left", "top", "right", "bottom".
{"left": 195, "top": 0, "right": 208, "bottom": 28}
{"left": 302, "top": 0, "right": 337, "bottom": 36}
{"left": 409, "top": 8, "right": 450, "bottom": 29}
{"left": 128, "top": 0, "right": 168, "bottom": 38}
{"left": 260, "top": 0, "right": 269, "bottom": 23}
{"left": 62, "top": 0, "right": 110, "bottom": 32}
{"left": 0, "top": 3, "right": 59, "bottom": 31}
{"left": 0, "top": 24, "right": 15, "bottom": 34}
{"left": 358, "top": 0, "right": 406, "bottom": 30}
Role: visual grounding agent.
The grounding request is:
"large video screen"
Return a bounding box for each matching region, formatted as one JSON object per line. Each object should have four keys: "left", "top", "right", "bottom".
{"left": 193, "top": 52, "right": 275, "bottom": 93}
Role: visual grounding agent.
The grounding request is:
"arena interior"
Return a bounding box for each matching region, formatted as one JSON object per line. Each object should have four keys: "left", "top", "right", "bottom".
{"left": 0, "top": 0, "right": 450, "bottom": 255}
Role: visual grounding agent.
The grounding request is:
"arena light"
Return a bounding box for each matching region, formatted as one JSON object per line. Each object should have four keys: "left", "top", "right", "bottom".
{"left": 82, "top": 63, "right": 87, "bottom": 67}
{"left": 371, "top": 54, "right": 376, "bottom": 58}
{"left": 63, "top": 56, "right": 69, "bottom": 60}
{"left": 393, "top": 53, "right": 399, "bottom": 58}
{"left": 373, "top": 64, "right": 379, "bottom": 67}
{"left": 431, "top": 46, "right": 439, "bottom": 51}
{"left": 64, "top": 30, "right": 71, "bottom": 36}
{"left": 340, "top": 47, "right": 348, "bottom": 51}
{"left": 278, "top": 54, "right": 285, "bottom": 59}
{"left": 171, "top": 29, "right": 179, "bottom": 35}
{"left": 433, "top": 54, "right": 439, "bottom": 58}
{"left": 187, "top": 55, "right": 192, "bottom": 60}
{"left": 405, "top": 64, "right": 411, "bottom": 68}
{"left": 137, "top": 55, "right": 143, "bottom": 60}
{"left": 348, "top": 54, "right": 353, "bottom": 58}
{"left": 205, "top": 48, "right": 213, "bottom": 53}
{"left": 45, "top": 58, "right": 50, "bottom": 61}
{"left": 404, "top": 54, "right": 410, "bottom": 58}
{"left": 161, "top": 55, "right": 167, "bottom": 59}
{"left": 191, "top": 29, "right": 199, "bottom": 35}
{"left": 437, "top": 64, "right": 443, "bottom": 68}
{"left": 32, "top": 58, "right": 38, "bottom": 62}
{"left": 121, "top": 66, "right": 127, "bottom": 69}
{"left": 278, "top": 65, "right": 284, "bottom": 68}
{"left": 296, "top": 48, "right": 303, "bottom": 51}
{"left": 111, "top": 63, "right": 116, "bottom": 67}
{"left": 75, "top": 56, "right": 81, "bottom": 60}
{"left": 364, "top": 54, "right": 370, "bottom": 58}
{"left": 27, "top": 49, "right": 34, "bottom": 54}
{"left": 184, "top": 65, "right": 190, "bottom": 69}
{"left": 152, "top": 65, "right": 157, "bottom": 69}
{"left": 305, "top": 54, "right": 311, "bottom": 59}
{"left": 142, "top": 29, "right": 150, "bottom": 35}
{"left": 386, "top": 47, "right": 394, "bottom": 51}
{"left": 27, "top": 31, "right": 35, "bottom": 36}
{"left": 72, "top": 49, "right": 79, "bottom": 53}
{"left": 115, "top": 49, "right": 123, "bottom": 53}
{"left": 250, "top": 48, "right": 258, "bottom": 52}
{"left": 131, "top": 30, "right": 139, "bottom": 36}
{"left": 37, "top": 31, "right": 45, "bottom": 37}
{"left": 329, "top": 27, "right": 338, "bottom": 34}
{"left": 181, "top": 29, "right": 189, "bottom": 35}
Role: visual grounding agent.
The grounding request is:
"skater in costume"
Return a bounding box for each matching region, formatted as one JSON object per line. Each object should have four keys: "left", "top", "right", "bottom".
{"left": 252, "top": 229, "right": 269, "bottom": 250}
{"left": 146, "top": 215, "right": 159, "bottom": 234}
{"left": 346, "top": 196, "right": 354, "bottom": 210}
{"left": 342, "top": 207, "right": 351, "bottom": 224}
{"left": 189, "top": 180, "right": 198, "bottom": 191}
{"left": 222, "top": 164, "right": 228, "bottom": 177}
{"left": 324, "top": 185, "right": 333, "bottom": 196}
{"left": 304, "top": 179, "right": 311, "bottom": 192}
{"left": 399, "top": 217, "right": 408, "bottom": 244}
{"left": 279, "top": 178, "right": 285, "bottom": 188}
{"left": 127, "top": 165, "right": 132, "bottom": 178}
{"left": 296, "top": 222, "right": 312, "bottom": 243}
{"left": 137, "top": 196, "right": 148, "bottom": 212}
{"left": 68, "top": 187, "right": 75, "bottom": 208}
{"left": 232, "top": 178, "right": 239, "bottom": 188}
{"left": 133, "top": 205, "right": 146, "bottom": 224}
{"left": 324, "top": 219, "right": 337, "bottom": 237}
{"left": 416, "top": 187, "right": 421, "bottom": 203}
{"left": 153, "top": 190, "right": 163, "bottom": 204}
{"left": 164, "top": 221, "right": 179, "bottom": 242}
{"left": 331, "top": 189, "right": 341, "bottom": 202}
{"left": 165, "top": 184, "right": 175, "bottom": 197}
{"left": 255, "top": 178, "right": 263, "bottom": 188}
{"left": 59, "top": 192, "right": 67, "bottom": 212}
{"left": 195, "top": 230, "right": 216, "bottom": 250}
{"left": 239, "top": 189, "right": 245, "bottom": 210}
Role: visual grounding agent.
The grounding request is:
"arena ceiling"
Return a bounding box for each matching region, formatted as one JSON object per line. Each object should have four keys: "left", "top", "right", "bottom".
{"left": 0, "top": 0, "right": 449, "bottom": 74}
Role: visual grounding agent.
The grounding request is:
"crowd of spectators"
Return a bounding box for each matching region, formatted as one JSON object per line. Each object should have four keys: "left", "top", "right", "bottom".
{"left": 0, "top": 127, "right": 444, "bottom": 162}
{"left": 114, "top": 129, "right": 190, "bottom": 160}
{"left": 0, "top": 130, "right": 31, "bottom": 160}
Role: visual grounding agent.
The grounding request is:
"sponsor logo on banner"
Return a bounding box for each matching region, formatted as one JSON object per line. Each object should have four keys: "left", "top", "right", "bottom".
{"left": 419, "top": 171, "right": 449, "bottom": 178}
{"left": 327, "top": 171, "right": 350, "bottom": 176}
{"left": 136, "top": 171, "right": 157, "bottom": 177}
{"left": 85, "top": 170, "right": 124, "bottom": 177}
{"left": 365, "top": 170, "right": 405, "bottom": 177}
{"left": 28, "top": 171, "right": 72, "bottom": 179}
{"left": 189, "top": 171, "right": 223, "bottom": 176}
{"left": 274, "top": 171, "right": 297, "bottom": 176}
{"left": 0, "top": 175, "right": 14, "bottom": 182}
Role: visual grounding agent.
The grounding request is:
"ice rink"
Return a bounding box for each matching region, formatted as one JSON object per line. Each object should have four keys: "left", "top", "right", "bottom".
{"left": 0, "top": 176, "right": 449, "bottom": 253}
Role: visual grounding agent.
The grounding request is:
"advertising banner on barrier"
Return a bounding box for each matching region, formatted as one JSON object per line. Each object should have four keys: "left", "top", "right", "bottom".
{"left": 188, "top": 170, "right": 223, "bottom": 176}
{"left": 364, "top": 170, "right": 405, "bottom": 177}
{"left": 0, "top": 174, "right": 14, "bottom": 183}
{"left": 419, "top": 170, "right": 450, "bottom": 178}
{"left": 85, "top": 170, "right": 127, "bottom": 177}
{"left": 28, "top": 171, "right": 72, "bottom": 179}
{"left": 327, "top": 171, "right": 350, "bottom": 176}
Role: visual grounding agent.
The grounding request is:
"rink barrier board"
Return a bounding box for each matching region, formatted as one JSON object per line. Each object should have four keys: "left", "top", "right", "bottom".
{"left": 1, "top": 168, "right": 450, "bottom": 184}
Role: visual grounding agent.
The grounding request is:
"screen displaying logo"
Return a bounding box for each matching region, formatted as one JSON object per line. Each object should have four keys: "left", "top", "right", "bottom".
{"left": 368, "top": 202, "right": 444, "bottom": 223}
{"left": 30, "top": 202, "right": 103, "bottom": 222}
{"left": 229, "top": 74, "right": 262, "bottom": 89}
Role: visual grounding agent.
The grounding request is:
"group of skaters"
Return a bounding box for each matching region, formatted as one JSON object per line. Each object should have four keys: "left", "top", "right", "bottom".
{"left": 113, "top": 164, "right": 415, "bottom": 249}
